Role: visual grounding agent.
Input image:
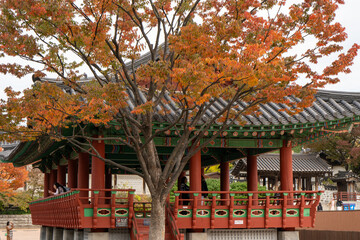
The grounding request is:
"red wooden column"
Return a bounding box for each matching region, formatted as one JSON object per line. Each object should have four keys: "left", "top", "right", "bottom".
{"left": 105, "top": 167, "right": 112, "bottom": 203}
{"left": 44, "top": 172, "right": 50, "bottom": 197}
{"left": 78, "top": 152, "right": 89, "bottom": 203}
{"left": 49, "top": 169, "right": 57, "bottom": 193}
{"left": 280, "top": 141, "right": 293, "bottom": 191}
{"left": 190, "top": 150, "right": 202, "bottom": 191}
{"left": 57, "top": 165, "right": 66, "bottom": 186}
{"left": 247, "top": 155, "right": 258, "bottom": 205}
{"left": 220, "top": 162, "right": 230, "bottom": 205}
{"left": 92, "top": 138, "right": 105, "bottom": 204}
{"left": 247, "top": 155, "right": 258, "bottom": 191}
{"left": 68, "top": 159, "right": 78, "bottom": 189}
{"left": 189, "top": 150, "right": 202, "bottom": 230}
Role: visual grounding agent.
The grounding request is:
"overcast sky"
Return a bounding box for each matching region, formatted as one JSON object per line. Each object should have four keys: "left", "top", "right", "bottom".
{"left": 0, "top": 1, "right": 359, "bottom": 100}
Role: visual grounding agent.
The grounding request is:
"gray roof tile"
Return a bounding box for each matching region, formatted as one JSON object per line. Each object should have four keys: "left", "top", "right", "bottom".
{"left": 231, "top": 153, "right": 332, "bottom": 176}
{"left": 32, "top": 48, "right": 360, "bottom": 126}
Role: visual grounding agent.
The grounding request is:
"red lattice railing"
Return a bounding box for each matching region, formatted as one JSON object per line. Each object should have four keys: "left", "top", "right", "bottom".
{"left": 166, "top": 201, "right": 184, "bottom": 240}
{"left": 173, "top": 190, "right": 322, "bottom": 229}
{"left": 29, "top": 189, "right": 134, "bottom": 229}
{"left": 333, "top": 192, "right": 359, "bottom": 202}
{"left": 30, "top": 189, "right": 321, "bottom": 233}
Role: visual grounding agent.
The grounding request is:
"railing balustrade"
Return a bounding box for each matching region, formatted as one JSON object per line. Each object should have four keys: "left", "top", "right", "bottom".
{"left": 29, "top": 188, "right": 135, "bottom": 229}
{"left": 173, "top": 190, "right": 321, "bottom": 229}
{"left": 130, "top": 207, "right": 144, "bottom": 240}
{"left": 166, "top": 201, "right": 184, "bottom": 240}
{"left": 333, "top": 192, "right": 359, "bottom": 202}
{"left": 133, "top": 202, "right": 152, "bottom": 218}
{"left": 30, "top": 189, "right": 321, "bottom": 231}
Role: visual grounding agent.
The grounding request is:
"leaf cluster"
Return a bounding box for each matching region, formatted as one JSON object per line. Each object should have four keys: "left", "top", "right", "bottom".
{"left": 0, "top": 1, "right": 358, "bottom": 225}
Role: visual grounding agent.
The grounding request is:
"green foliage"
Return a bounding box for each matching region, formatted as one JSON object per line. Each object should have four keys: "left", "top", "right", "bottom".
{"left": 0, "top": 208, "right": 30, "bottom": 215}
{"left": 321, "top": 178, "right": 335, "bottom": 186}
{"left": 229, "top": 181, "right": 247, "bottom": 191}
{"left": 205, "top": 163, "right": 235, "bottom": 174}
{"left": 134, "top": 194, "right": 152, "bottom": 202}
{"left": 306, "top": 126, "right": 360, "bottom": 173}
{"left": 230, "top": 181, "right": 267, "bottom": 192}
{"left": 292, "top": 145, "right": 303, "bottom": 153}
{"left": 206, "top": 179, "right": 220, "bottom": 191}
{"left": 0, "top": 191, "right": 32, "bottom": 213}
{"left": 169, "top": 180, "right": 178, "bottom": 202}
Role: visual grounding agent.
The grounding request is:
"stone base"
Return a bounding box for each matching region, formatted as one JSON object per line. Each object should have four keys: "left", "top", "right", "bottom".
{"left": 188, "top": 232, "right": 208, "bottom": 240}
{"left": 45, "top": 226, "right": 53, "bottom": 240}
{"left": 278, "top": 230, "right": 299, "bottom": 240}
{"left": 73, "top": 229, "right": 83, "bottom": 240}
{"left": 85, "top": 231, "right": 110, "bottom": 240}
{"left": 63, "top": 229, "right": 75, "bottom": 240}
{"left": 53, "top": 227, "right": 64, "bottom": 240}
{"left": 40, "top": 226, "right": 47, "bottom": 240}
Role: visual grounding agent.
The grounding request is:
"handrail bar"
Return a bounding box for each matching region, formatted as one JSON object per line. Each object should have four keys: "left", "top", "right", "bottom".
{"left": 30, "top": 188, "right": 135, "bottom": 203}
{"left": 166, "top": 201, "right": 182, "bottom": 240}
{"left": 174, "top": 190, "right": 323, "bottom": 194}
{"left": 130, "top": 207, "right": 143, "bottom": 240}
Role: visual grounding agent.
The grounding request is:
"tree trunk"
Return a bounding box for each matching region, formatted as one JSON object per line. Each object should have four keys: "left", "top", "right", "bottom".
{"left": 149, "top": 197, "right": 166, "bottom": 240}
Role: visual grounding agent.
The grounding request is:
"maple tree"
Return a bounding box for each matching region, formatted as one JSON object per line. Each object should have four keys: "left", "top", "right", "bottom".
{"left": 0, "top": 163, "right": 28, "bottom": 193}
{"left": 0, "top": 0, "right": 358, "bottom": 238}
{"left": 0, "top": 163, "right": 29, "bottom": 211}
{"left": 306, "top": 126, "right": 360, "bottom": 174}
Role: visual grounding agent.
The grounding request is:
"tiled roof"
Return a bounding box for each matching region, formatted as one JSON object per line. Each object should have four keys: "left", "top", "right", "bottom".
{"left": 231, "top": 153, "right": 332, "bottom": 177}
{"left": 0, "top": 143, "right": 20, "bottom": 161}
{"left": 30, "top": 45, "right": 360, "bottom": 125}
{"left": 331, "top": 171, "right": 360, "bottom": 182}
{"left": 35, "top": 74, "right": 360, "bottom": 126}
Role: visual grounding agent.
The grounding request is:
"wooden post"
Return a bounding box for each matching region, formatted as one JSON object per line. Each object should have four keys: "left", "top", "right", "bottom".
{"left": 78, "top": 152, "right": 89, "bottom": 203}
{"left": 92, "top": 138, "right": 105, "bottom": 204}
{"left": 190, "top": 150, "right": 202, "bottom": 192}
{"left": 247, "top": 155, "right": 258, "bottom": 205}
{"left": 114, "top": 174, "right": 118, "bottom": 190}
{"left": 49, "top": 169, "right": 57, "bottom": 192}
{"left": 263, "top": 177, "right": 267, "bottom": 188}
{"left": 220, "top": 161, "right": 230, "bottom": 205}
{"left": 57, "top": 165, "right": 66, "bottom": 186}
{"left": 190, "top": 150, "right": 201, "bottom": 229}
{"left": 68, "top": 159, "right": 78, "bottom": 189}
{"left": 274, "top": 177, "right": 279, "bottom": 191}
{"left": 307, "top": 177, "right": 312, "bottom": 190}
{"left": 105, "top": 167, "right": 112, "bottom": 203}
{"left": 44, "top": 172, "right": 50, "bottom": 197}
{"left": 280, "top": 141, "right": 293, "bottom": 191}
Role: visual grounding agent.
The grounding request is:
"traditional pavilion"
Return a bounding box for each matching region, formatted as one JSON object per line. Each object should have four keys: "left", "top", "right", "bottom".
{"left": 231, "top": 153, "right": 333, "bottom": 191}
{"left": 3, "top": 77, "right": 360, "bottom": 239}
{"left": 332, "top": 171, "right": 360, "bottom": 201}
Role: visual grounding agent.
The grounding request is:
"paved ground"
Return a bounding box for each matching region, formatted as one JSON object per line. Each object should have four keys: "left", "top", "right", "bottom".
{"left": 0, "top": 228, "right": 40, "bottom": 240}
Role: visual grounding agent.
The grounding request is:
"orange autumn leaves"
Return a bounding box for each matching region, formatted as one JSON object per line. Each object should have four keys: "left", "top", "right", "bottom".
{"left": 0, "top": 163, "right": 28, "bottom": 195}
{"left": 0, "top": 0, "right": 358, "bottom": 135}
{"left": 1, "top": 81, "right": 128, "bottom": 139}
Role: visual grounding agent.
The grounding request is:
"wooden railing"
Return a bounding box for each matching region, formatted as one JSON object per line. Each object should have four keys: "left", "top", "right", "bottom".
{"left": 30, "top": 189, "right": 322, "bottom": 232}
{"left": 130, "top": 207, "right": 144, "bottom": 240}
{"left": 29, "top": 188, "right": 135, "bottom": 229}
{"left": 173, "top": 190, "right": 322, "bottom": 229}
{"left": 134, "top": 202, "right": 152, "bottom": 218}
{"left": 30, "top": 191, "right": 82, "bottom": 228}
{"left": 166, "top": 201, "right": 183, "bottom": 240}
{"left": 333, "top": 192, "right": 359, "bottom": 202}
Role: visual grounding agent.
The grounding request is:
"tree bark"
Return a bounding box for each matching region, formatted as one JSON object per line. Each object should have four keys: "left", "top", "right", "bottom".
{"left": 149, "top": 196, "right": 166, "bottom": 240}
